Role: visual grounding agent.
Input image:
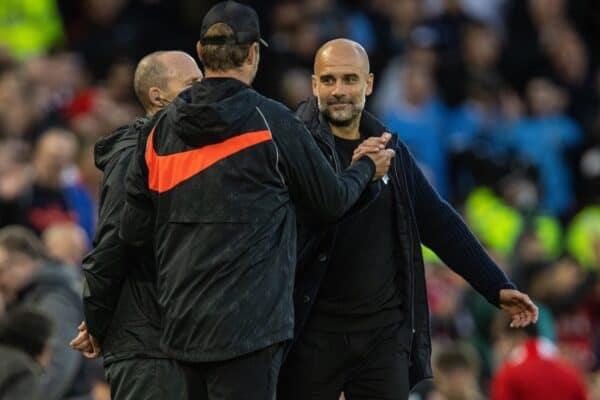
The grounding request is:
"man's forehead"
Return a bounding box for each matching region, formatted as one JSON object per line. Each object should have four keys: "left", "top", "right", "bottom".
{"left": 315, "top": 63, "right": 365, "bottom": 76}
{"left": 314, "top": 46, "right": 369, "bottom": 75}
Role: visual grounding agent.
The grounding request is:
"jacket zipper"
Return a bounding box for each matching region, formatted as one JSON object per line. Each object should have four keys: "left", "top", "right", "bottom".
{"left": 314, "top": 126, "right": 341, "bottom": 173}
{"left": 395, "top": 143, "right": 416, "bottom": 359}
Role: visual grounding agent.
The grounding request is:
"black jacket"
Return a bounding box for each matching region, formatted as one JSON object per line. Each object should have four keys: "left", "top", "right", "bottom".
{"left": 119, "top": 78, "right": 375, "bottom": 362}
{"left": 82, "top": 118, "right": 164, "bottom": 364}
{"left": 291, "top": 97, "right": 516, "bottom": 388}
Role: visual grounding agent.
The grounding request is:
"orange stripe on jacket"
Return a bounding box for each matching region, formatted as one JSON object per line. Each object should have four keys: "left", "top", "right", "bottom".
{"left": 145, "top": 128, "right": 272, "bottom": 193}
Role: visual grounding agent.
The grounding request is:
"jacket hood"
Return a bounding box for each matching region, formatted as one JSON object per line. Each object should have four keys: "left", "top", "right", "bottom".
{"left": 166, "top": 78, "right": 260, "bottom": 147}
{"left": 94, "top": 118, "right": 148, "bottom": 171}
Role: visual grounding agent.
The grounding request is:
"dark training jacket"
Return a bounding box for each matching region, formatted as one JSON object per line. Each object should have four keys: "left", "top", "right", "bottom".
{"left": 290, "top": 97, "right": 516, "bottom": 388}
{"left": 119, "top": 78, "right": 375, "bottom": 362}
{"left": 82, "top": 118, "right": 164, "bottom": 365}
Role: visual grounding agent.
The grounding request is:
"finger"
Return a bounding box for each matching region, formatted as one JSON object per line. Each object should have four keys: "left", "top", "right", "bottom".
{"left": 72, "top": 341, "right": 92, "bottom": 353}
{"left": 381, "top": 132, "right": 392, "bottom": 144}
{"left": 355, "top": 146, "right": 383, "bottom": 155}
{"left": 69, "top": 333, "right": 88, "bottom": 347}
{"left": 73, "top": 342, "right": 92, "bottom": 353}
{"left": 82, "top": 350, "right": 98, "bottom": 359}
{"left": 78, "top": 321, "right": 86, "bottom": 331}
{"left": 511, "top": 312, "right": 523, "bottom": 328}
{"left": 359, "top": 137, "right": 386, "bottom": 148}
{"left": 71, "top": 336, "right": 91, "bottom": 348}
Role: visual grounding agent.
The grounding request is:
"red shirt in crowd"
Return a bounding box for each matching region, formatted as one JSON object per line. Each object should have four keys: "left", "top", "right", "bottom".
{"left": 491, "top": 338, "right": 587, "bottom": 400}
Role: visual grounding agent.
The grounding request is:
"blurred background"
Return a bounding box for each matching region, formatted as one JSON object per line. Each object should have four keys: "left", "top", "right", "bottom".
{"left": 0, "top": 0, "right": 599, "bottom": 399}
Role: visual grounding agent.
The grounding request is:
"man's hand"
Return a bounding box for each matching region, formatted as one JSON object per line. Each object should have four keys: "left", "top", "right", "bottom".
{"left": 352, "top": 133, "right": 395, "bottom": 180}
{"left": 69, "top": 321, "right": 102, "bottom": 358}
{"left": 352, "top": 132, "right": 392, "bottom": 164}
{"left": 499, "top": 289, "right": 539, "bottom": 328}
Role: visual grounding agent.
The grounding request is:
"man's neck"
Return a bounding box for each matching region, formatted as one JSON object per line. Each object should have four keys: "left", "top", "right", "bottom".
{"left": 205, "top": 70, "right": 251, "bottom": 86}
{"left": 329, "top": 116, "right": 361, "bottom": 140}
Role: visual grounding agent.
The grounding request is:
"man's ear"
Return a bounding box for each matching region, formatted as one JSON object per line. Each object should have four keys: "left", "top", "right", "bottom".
{"left": 148, "top": 87, "right": 162, "bottom": 107}
{"left": 247, "top": 42, "right": 259, "bottom": 65}
{"left": 312, "top": 75, "right": 318, "bottom": 97}
{"left": 366, "top": 73, "right": 374, "bottom": 96}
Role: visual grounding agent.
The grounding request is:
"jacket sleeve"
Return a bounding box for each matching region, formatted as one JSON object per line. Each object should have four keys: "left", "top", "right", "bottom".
{"left": 119, "top": 131, "right": 154, "bottom": 245}
{"left": 269, "top": 109, "right": 375, "bottom": 222}
{"left": 81, "top": 149, "right": 132, "bottom": 342}
{"left": 401, "top": 143, "right": 516, "bottom": 307}
{"left": 36, "top": 289, "right": 83, "bottom": 400}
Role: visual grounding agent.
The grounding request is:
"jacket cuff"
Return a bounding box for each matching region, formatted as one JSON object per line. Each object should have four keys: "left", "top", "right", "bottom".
{"left": 355, "top": 156, "right": 376, "bottom": 180}
{"left": 489, "top": 281, "right": 518, "bottom": 308}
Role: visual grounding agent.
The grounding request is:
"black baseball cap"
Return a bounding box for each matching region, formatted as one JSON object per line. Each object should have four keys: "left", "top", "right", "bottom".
{"left": 200, "top": 1, "right": 268, "bottom": 47}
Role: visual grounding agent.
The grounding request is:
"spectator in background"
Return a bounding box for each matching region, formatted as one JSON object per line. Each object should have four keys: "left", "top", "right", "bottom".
{"left": 0, "top": 67, "right": 39, "bottom": 139}
{"left": 279, "top": 67, "right": 313, "bottom": 109}
{"left": 445, "top": 22, "right": 502, "bottom": 151}
{"left": 507, "top": 77, "right": 581, "bottom": 216}
{"left": 371, "top": 28, "right": 440, "bottom": 117}
{"left": 0, "top": 139, "right": 33, "bottom": 228}
{"left": 430, "top": 343, "right": 485, "bottom": 400}
{"left": 528, "top": 256, "right": 599, "bottom": 372}
{"left": 0, "top": 0, "right": 64, "bottom": 60}
{"left": 0, "top": 226, "right": 91, "bottom": 400}
{"left": 501, "top": 0, "right": 568, "bottom": 90}
{"left": 544, "top": 24, "right": 595, "bottom": 125}
{"left": 386, "top": 0, "right": 424, "bottom": 55}
{"left": 0, "top": 307, "right": 54, "bottom": 400}
{"left": 381, "top": 61, "right": 449, "bottom": 197}
{"left": 26, "top": 128, "right": 96, "bottom": 241}
{"left": 69, "top": 0, "right": 145, "bottom": 80}
{"left": 491, "top": 311, "right": 588, "bottom": 400}
{"left": 566, "top": 205, "right": 600, "bottom": 270}
{"left": 42, "top": 222, "right": 89, "bottom": 269}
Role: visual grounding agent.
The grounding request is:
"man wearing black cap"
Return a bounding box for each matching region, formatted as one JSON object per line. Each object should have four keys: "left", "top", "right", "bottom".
{"left": 119, "top": 1, "right": 394, "bottom": 399}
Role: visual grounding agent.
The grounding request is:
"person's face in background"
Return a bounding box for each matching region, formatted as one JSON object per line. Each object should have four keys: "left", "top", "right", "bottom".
{"left": 528, "top": 0, "right": 566, "bottom": 26}
{"left": 280, "top": 68, "right": 313, "bottom": 108}
{"left": 33, "top": 130, "right": 78, "bottom": 188}
{"left": 42, "top": 223, "right": 89, "bottom": 268}
{"left": 463, "top": 25, "right": 500, "bottom": 69}
{"left": 0, "top": 248, "right": 33, "bottom": 304}
{"left": 313, "top": 43, "right": 373, "bottom": 127}
{"left": 403, "top": 63, "right": 434, "bottom": 107}
{"left": 526, "top": 78, "right": 566, "bottom": 117}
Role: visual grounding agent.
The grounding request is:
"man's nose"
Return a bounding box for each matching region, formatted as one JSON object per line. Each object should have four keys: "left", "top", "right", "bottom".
{"left": 331, "top": 81, "right": 344, "bottom": 96}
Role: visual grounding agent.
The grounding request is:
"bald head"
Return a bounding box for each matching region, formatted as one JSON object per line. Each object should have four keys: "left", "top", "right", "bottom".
{"left": 314, "top": 39, "right": 370, "bottom": 76}
{"left": 312, "top": 39, "right": 373, "bottom": 130}
{"left": 134, "top": 51, "right": 203, "bottom": 115}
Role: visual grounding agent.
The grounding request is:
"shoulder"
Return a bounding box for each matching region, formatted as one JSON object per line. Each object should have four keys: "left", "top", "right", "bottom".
{"left": 257, "top": 96, "right": 307, "bottom": 134}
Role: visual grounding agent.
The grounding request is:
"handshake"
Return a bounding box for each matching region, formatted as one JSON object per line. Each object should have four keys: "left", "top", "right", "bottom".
{"left": 352, "top": 132, "right": 395, "bottom": 181}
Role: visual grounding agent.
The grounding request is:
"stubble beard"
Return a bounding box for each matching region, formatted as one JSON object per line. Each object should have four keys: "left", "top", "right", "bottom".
{"left": 318, "top": 97, "right": 364, "bottom": 127}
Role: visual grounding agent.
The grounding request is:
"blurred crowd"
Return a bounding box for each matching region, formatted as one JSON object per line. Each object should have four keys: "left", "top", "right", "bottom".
{"left": 0, "top": 0, "right": 600, "bottom": 399}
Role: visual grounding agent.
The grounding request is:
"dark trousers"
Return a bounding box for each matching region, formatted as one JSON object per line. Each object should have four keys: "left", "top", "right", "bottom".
{"left": 277, "top": 323, "right": 410, "bottom": 400}
{"left": 180, "top": 342, "right": 284, "bottom": 400}
{"left": 105, "top": 358, "right": 187, "bottom": 400}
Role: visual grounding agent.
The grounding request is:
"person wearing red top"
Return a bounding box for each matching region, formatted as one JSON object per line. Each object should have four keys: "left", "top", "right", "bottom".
{"left": 491, "top": 315, "right": 587, "bottom": 400}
